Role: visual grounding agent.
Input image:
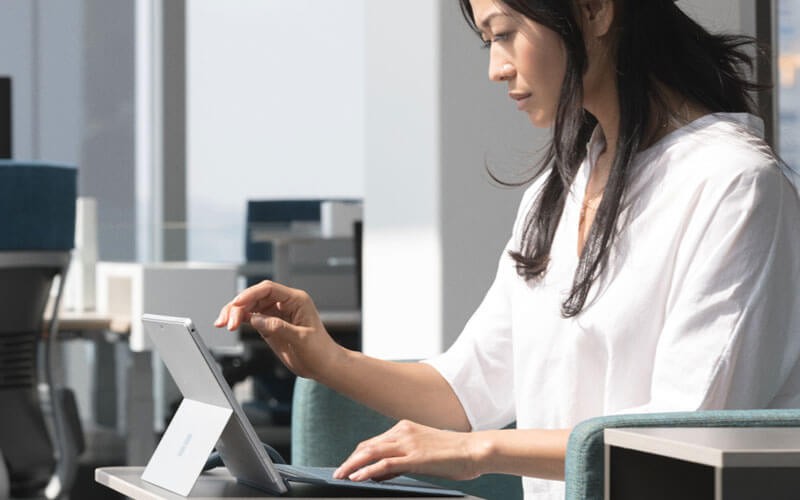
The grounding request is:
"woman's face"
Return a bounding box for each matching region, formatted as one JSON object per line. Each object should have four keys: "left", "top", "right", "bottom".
{"left": 470, "top": 0, "right": 568, "bottom": 127}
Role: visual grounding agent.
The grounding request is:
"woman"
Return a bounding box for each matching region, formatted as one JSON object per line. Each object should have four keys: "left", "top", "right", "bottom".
{"left": 216, "top": 0, "right": 800, "bottom": 498}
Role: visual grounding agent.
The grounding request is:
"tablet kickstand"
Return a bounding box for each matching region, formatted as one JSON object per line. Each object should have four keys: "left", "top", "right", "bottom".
{"left": 141, "top": 398, "right": 232, "bottom": 496}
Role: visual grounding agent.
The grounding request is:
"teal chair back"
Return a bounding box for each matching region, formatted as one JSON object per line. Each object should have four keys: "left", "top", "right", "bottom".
{"left": 291, "top": 377, "right": 522, "bottom": 500}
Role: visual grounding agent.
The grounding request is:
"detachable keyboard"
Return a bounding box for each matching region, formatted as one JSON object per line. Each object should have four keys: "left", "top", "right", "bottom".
{"left": 274, "top": 464, "right": 465, "bottom": 496}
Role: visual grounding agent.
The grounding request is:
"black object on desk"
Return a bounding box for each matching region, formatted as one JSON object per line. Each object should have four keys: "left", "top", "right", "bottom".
{"left": 605, "top": 427, "right": 800, "bottom": 500}
{"left": 0, "top": 77, "right": 10, "bottom": 159}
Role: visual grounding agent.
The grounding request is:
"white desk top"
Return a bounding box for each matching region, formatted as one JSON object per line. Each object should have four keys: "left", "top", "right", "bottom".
{"left": 57, "top": 310, "right": 131, "bottom": 334}
{"left": 96, "top": 467, "right": 264, "bottom": 499}
{"left": 95, "top": 467, "right": 482, "bottom": 499}
{"left": 604, "top": 427, "right": 800, "bottom": 468}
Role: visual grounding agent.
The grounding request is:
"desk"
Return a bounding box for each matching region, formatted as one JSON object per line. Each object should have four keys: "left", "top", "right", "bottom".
{"left": 56, "top": 310, "right": 131, "bottom": 340}
{"left": 604, "top": 427, "right": 800, "bottom": 500}
{"left": 95, "top": 467, "right": 482, "bottom": 499}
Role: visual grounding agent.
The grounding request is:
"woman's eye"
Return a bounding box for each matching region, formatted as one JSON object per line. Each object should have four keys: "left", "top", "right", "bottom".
{"left": 480, "top": 32, "right": 511, "bottom": 49}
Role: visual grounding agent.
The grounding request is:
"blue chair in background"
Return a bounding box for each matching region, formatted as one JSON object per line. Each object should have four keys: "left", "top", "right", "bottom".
{"left": 0, "top": 161, "right": 83, "bottom": 499}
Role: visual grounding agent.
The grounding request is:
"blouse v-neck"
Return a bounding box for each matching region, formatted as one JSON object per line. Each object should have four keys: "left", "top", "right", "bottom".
{"left": 566, "top": 113, "right": 744, "bottom": 259}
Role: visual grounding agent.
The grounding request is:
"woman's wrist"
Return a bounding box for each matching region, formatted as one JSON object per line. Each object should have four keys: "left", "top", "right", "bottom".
{"left": 313, "top": 341, "right": 355, "bottom": 385}
{"left": 463, "top": 428, "right": 570, "bottom": 480}
{"left": 465, "top": 430, "right": 497, "bottom": 478}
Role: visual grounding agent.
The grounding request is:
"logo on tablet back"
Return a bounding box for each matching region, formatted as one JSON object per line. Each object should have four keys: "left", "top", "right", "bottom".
{"left": 177, "top": 433, "right": 192, "bottom": 456}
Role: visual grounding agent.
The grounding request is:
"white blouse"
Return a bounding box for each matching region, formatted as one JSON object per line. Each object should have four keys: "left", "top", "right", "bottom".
{"left": 424, "top": 113, "right": 800, "bottom": 499}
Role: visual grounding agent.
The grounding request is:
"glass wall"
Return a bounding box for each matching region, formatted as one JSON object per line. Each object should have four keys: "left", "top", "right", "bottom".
{"left": 779, "top": 0, "right": 800, "bottom": 172}
{"left": 186, "top": 0, "right": 366, "bottom": 264}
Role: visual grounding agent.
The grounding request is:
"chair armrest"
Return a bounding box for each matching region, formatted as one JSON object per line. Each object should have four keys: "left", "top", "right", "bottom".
{"left": 565, "top": 409, "right": 800, "bottom": 500}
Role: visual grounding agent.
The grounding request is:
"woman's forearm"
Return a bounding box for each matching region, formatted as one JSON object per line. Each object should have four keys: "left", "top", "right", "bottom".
{"left": 216, "top": 280, "right": 470, "bottom": 431}
{"left": 316, "top": 348, "right": 471, "bottom": 432}
{"left": 469, "top": 428, "right": 571, "bottom": 480}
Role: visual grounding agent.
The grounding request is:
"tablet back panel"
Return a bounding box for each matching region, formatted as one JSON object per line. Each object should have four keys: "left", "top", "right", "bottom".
{"left": 142, "top": 314, "right": 287, "bottom": 494}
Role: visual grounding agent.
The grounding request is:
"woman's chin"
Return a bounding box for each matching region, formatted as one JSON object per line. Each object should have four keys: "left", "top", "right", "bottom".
{"left": 526, "top": 112, "right": 555, "bottom": 129}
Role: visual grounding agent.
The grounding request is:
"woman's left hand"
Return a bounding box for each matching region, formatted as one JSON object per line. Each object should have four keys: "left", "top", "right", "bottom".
{"left": 332, "top": 420, "right": 485, "bottom": 482}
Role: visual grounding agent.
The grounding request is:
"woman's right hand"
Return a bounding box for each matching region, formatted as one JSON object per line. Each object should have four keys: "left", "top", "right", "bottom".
{"left": 215, "top": 280, "right": 344, "bottom": 380}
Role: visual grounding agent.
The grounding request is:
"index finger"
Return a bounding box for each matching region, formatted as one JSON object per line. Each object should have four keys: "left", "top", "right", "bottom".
{"left": 334, "top": 441, "right": 402, "bottom": 481}
{"left": 232, "top": 280, "right": 296, "bottom": 308}
{"left": 333, "top": 429, "right": 399, "bottom": 480}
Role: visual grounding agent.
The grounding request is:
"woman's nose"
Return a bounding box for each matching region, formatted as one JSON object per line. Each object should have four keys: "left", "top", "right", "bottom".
{"left": 489, "top": 61, "right": 515, "bottom": 82}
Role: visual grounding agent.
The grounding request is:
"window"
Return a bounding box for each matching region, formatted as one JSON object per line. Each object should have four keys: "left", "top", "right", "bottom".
{"left": 778, "top": 0, "right": 800, "bottom": 172}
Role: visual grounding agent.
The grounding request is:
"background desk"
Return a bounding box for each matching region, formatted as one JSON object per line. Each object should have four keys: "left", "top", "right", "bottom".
{"left": 95, "top": 467, "right": 483, "bottom": 499}
{"left": 57, "top": 310, "right": 131, "bottom": 337}
{"left": 604, "top": 427, "right": 800, "bottom": 500}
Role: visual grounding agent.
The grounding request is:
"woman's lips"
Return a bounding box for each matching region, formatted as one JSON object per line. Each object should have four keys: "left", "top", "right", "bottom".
{"left": 509, "top": 92, "right": 532, "bottom": 111}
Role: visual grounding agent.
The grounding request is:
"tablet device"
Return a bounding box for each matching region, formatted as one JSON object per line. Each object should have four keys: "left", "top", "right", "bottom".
{"left": 141, "top": 314, "right": 464, "bottom": 497}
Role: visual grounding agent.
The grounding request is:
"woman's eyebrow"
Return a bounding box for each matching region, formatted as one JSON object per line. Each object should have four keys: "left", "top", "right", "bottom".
{"left": 477, "top": 12, "right": 509, "bottom": 30}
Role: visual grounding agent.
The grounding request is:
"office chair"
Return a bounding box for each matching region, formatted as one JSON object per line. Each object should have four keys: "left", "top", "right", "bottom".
{"left": 0, "top": 161, "right": 83, "bottom": 499}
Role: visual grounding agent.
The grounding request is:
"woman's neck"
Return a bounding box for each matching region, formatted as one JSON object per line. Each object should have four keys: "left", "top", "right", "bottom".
{"left": 646, "top": 84, "right": 711, "bottom": 147}
{"left": 584, "top": 82, "right": 711, "bottom": 182}
{"left": 584, "top": 80, "right": 620, "bottom": 184}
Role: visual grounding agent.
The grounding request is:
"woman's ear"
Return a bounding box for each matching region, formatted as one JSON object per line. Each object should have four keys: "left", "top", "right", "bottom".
{"left": 578, "top": 0, "right": 615, "bottom": 38}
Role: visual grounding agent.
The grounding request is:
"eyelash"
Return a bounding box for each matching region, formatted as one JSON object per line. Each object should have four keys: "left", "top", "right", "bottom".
{"left": 480, "top": 32, "right": 511, "bottom": 49}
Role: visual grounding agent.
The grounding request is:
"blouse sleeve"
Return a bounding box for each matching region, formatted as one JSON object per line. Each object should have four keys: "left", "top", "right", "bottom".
{"left": 422, "top": 243, "right": 517, "bottom": 431}
{"left": 619, "top": 162, "right": 800, "bottom": 413}
{"left": 422, "top": 183, "right": 541, "bottom": 431}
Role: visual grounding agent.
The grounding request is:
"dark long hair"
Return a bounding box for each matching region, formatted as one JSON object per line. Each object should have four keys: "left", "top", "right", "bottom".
{"left": 459, "top": 0, "right": 763, "bottom": 316}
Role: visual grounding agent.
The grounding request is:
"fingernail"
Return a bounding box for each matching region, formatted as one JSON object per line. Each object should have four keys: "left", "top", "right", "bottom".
{"left": 349, "top": 472, "right": 363, "bottom": 481}
{"left": 332, "top": 468, "right": 342, "bottom": 479}
{"left": 227, "top": 317, "right": 235, "bottom": 330}
{"left": 214, "top": 313, "right": 223, "bottom": 326}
